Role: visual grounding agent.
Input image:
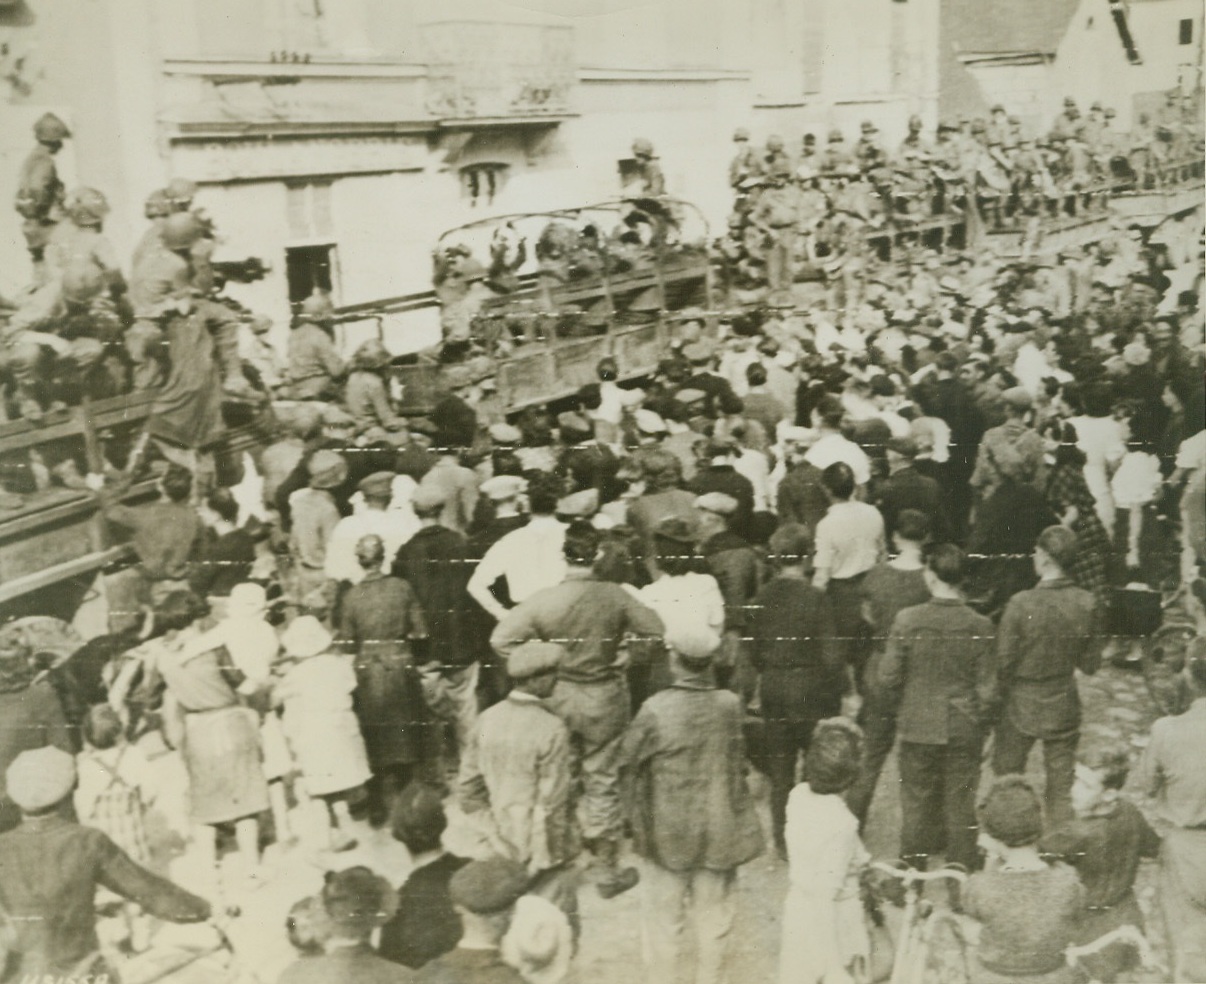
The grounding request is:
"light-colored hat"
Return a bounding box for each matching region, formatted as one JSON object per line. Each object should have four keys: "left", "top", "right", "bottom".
{"left": 1122, "top": 340, "right": 1151, "bottom": 367}
{"left": 1002, "top": 386, "right": 1033, "bottom": 410}
{"left": 501, "top": 895, "right": 573, "bottom": 984}
{"left": 635, "top": 409, "right": 667, "bottom": 434}
{"left": 666, "top": 624, "right": 722, "bottom": 663}
{"left": 508, "top": 641, "right": 566, "bottom": 680}
{"left": 307, "top": 450, "right": 348, "bottom": 490}
{"left": 780, "top": 425, "right": 818, "bottom": 446}
{"left": 619, "top": 387, "right": 646, "bottom": 408}
{"left": 695, "top": 492, "right": 739, "bottom": 516}
{"left": 6, "top": 747, "right": 76, "bottom": 813}
{"left": 555, "top": 488, "right": 599, "bottom": 518}
{"left": 226, "top": 582, "right": 267, "bottom": 620}
{"left": 281, "top": 615, "right": 333, "bottom": 659}
{"left": 357, "top": 471, "right": 396, "bottom": 499}
{"left": 489, "top": 423, "right": 523, "bottom": 444}
{"left": 480, "top": 475, "right": 528, "bottom": 501}
{"left": 411, "top": 484, "right": 449, "bottom": 513}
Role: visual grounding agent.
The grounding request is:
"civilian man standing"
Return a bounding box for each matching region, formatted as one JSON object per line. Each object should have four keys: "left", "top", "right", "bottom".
{"left": 492, "top": 521, "right": 665, "bottom": 899}
{"left": 880, "top": 544, "right": 996, "bottom": 873}
{"left": 992, "top": 525, "right": 1102, "bottom": 826}
{"left": 620, "top": 626, "right": 764, "bottom": 984}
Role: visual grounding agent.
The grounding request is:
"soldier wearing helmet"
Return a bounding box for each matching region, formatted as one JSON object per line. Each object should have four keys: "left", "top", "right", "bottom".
{"left": 131, "top": 189, "right": 172, "bottom": 270}
{"left": 729, "top": 127, "right": 762, "bottom": 190}
{"left": 14, "top": 114, "right": 71, "bottom": 282}
{"left": 629, "top": 138, "right": 665, "bottom": 196}
{"left": 0, "top": 260, "right": 114, "bottom": 422}
{"left": 751, "top": 156, "right": 801, "bottom": 302}
{"left": 165, "top": 177, "right": 198, "bottom": 212}
{"left": 43, "top": 188, "right": 127, "bottom": 306}
{"left": 279, "top": 289, "right": 346, "bottom": 401}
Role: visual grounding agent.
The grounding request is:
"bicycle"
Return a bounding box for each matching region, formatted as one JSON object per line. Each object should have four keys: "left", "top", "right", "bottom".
{"left": 1065, "top": 925, "right": 1167, "bottom": 984}
{"left": 867, "top": 861, "right": 972, "bottom": 984}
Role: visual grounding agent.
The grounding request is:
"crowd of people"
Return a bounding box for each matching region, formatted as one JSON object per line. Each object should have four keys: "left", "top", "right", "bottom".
{"left": 0, "top": 95, "right": 1203, "bottom": 984}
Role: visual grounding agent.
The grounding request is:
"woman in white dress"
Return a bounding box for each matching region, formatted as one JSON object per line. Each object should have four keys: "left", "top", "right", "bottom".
{"left": 780, "top": 718, "right": 870, "bottom": 984}
{"left": 274, "top": 615, "right": 371, "bottom": 852}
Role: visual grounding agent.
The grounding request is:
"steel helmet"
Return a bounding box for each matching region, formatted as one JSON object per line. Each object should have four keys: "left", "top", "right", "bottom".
{"left": 33, "top": 113, "right": 70, "bottom": 143}
{"left": 144, "top": 188, "right": 171, "bottom": 218}
{"left": 161, "top": 211, "right": 206, "bottom": 252}
{"left": 766, "top": 134, "right": 785, "bottom": 152}
{"left": 732, "top": 128, "right": 750, "bottom": 142}
{"left": 298, "top": 290, "right": 336, "bottom": 323}
{"left": 631, "top": 137, "right": 654, "bottom": 158}
{"left": 165, "top": 177, "right": 198, "bottom": 205}
{"left": 61, "top": 262, "right": 105, "bottom": 305}
{"left": 66, "top": 187, "right": 109, "bottom": 227}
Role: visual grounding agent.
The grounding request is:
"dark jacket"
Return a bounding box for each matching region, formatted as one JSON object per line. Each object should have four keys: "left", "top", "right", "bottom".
{"left": 620, "top": 676, "right": 765, "bottom": 871}
{"left": 0, "top": 815, "right": 210, "bottom": 977}
{"left": 996, "top": 578, "right": 1102, "bottom": 739}
{"left": 416, "top": 947, "right": 524, "bottom": 984}
{"left": 281, "top": 944, "right": 416, "bottom": 984}
{"left": 681, "top": 372, "right": 744, "bottom": 417}
{"left": 700, "top": 531, "right": 761, "bottom": 632}
{"left": 393, "top": 525, "right": 474, "bottom": 671}
{"left": 873, "top": 466, "right": 945, "bottom": 543}
{"left": 776, "top": 461, "right": 830, "bottom": 537}
{"left": 749, "top": 575, "right": 843, "bottom": 718}
{"left": 880, "top": 598, "right": 997, "bottom": 746}
{"left": 379, "top": 853, "right": 470, "bottom": 969}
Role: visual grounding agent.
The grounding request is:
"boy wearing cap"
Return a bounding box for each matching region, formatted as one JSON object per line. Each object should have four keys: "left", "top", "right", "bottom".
{"left": 992, "top": 526, "right": 1103, "bottom": 826}
{"left": 460, "top": 641, "right": 578, "bottom": 920}
{"left": 619, "top": 625, "right": 764, "bottom": 984}
{"left": 417, "top": 858, "right": 530, "bottom": 984}
{"left": 0, "top": 747, "right": 211, "bottom": 979}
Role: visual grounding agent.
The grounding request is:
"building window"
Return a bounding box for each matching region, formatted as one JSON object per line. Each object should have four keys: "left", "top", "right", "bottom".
{"left": 286, "top": 180, "right": 334, "bottom": 241}
{"left": 1180, "top": 19, "right": 1193, "bottom": 44}
{"left": 285, "top": 245, "right": 336, "bottom": 305}
{"left": 460, "top": 163, "right": 509, "bottom": 207}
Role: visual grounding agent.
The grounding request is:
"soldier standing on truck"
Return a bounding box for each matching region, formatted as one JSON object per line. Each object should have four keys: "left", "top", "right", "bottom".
{"left": 752, "top": 158, "right": 801, "bottom": 303}
{"left": 14, "top": 113, "right": 70, "bottom": 284}
{"left": 631, "top": 138, "right": 666, "bottom": 197}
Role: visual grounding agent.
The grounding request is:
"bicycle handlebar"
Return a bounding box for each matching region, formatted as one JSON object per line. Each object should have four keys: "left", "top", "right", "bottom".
{"left": 869, "top": 861, "right": 969, "bottom": 884}
{"left": 1065, "top": 925, "right": 1163, "bottom": 972}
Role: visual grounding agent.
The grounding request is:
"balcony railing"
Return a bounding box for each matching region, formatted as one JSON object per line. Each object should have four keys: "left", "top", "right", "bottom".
{"left": 421, "top": 21, "right": 574, "bottom": 121}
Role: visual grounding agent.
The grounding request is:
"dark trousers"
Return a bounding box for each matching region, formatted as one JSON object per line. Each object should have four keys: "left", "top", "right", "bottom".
{"left": 764, "top": 712, "right": 829, "bottom": 849}
{"left": 898, "top": 739, "right": 982, "bottom": 872}
{"left": 992, "top": 713, "right": 1078, "bottom": 827}
{"left": 846, "top": 692, "right": 897, "bottom": 827}
{"left": 827, "top": 575, "right": 871, "bottom": 687}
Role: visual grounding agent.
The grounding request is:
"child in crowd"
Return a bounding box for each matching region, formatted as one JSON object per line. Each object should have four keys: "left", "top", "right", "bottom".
{"left": 74, "top": 703, "right": 155, "bottom": 952}
{"left": 964, "top": 776, "right": 1085, "bottom": 984}
{"left": 779, "top": 717, "right": 869, "bottom": 984}
{"left": 1040, "top": 745, "right": 1161, "bottom": 982}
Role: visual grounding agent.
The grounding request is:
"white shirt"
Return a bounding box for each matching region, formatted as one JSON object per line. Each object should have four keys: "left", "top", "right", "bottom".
{"left": 468, "top": 516, "right": 567, "bottom": 614}
{"left": 814, "top": 501, "right": 885, "bottom": 582}
{"left": 804, "top": 432, "right": 872, "bottom": 487}
{"left": 631, "top": 572, "right": 725, "bottom": 640}
{"left": 323, "top": 507, "right": 420, "bottom": 583}
{"left": 733, "top": 447, "right": 773, "bottom": 513}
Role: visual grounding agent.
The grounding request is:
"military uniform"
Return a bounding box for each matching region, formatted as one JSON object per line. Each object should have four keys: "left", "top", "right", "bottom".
{"left": 14, "top": 144, "right": 65, "bottom": 278}
{"left": 282, "top": 320, "right": 346, "bottom": 401}
{"left": 751, "top": 180, "right": 800, "bottom": 297}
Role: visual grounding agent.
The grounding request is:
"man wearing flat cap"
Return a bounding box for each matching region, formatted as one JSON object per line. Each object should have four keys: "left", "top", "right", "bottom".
{"left": 417, "top": 858, "right": 530, "bottom": 983}
{"left": 0, "top": 747, "right": 211, "bottom": 979}
{"left": 690, "top": 440, "right": 756, "bottom": 539}
{"left": 286, "top": 448, "right": 347, "bottom": 613}
{"left": 970, "top": 386, "right": 1047, "bottom": 505}
{"left": 695, "top": 489, "right": 762, "bottom": 699}
{"left": 461, "top": 641, "right": 578, "bottom": 923}
{"left": 620, "top": 624, "right": 764, "bottom": 984}
{"left": 492, "top": 522, "right": 664, "bottom": 899}
{"left": 992, "top": 525, "right": 1103, "bottom": 826}
{"left": 394, "top": 481, "right": 479, "bottom": 777}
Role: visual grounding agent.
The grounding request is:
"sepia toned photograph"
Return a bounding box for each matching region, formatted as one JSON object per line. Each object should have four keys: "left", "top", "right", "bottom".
{"left": 0, "top": 0, "right": 1203, "bottom": 981}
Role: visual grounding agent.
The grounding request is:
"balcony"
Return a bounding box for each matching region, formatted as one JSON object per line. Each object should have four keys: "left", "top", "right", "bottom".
{"left": 421, "top": 21, "right": 576, "bottom": 125}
